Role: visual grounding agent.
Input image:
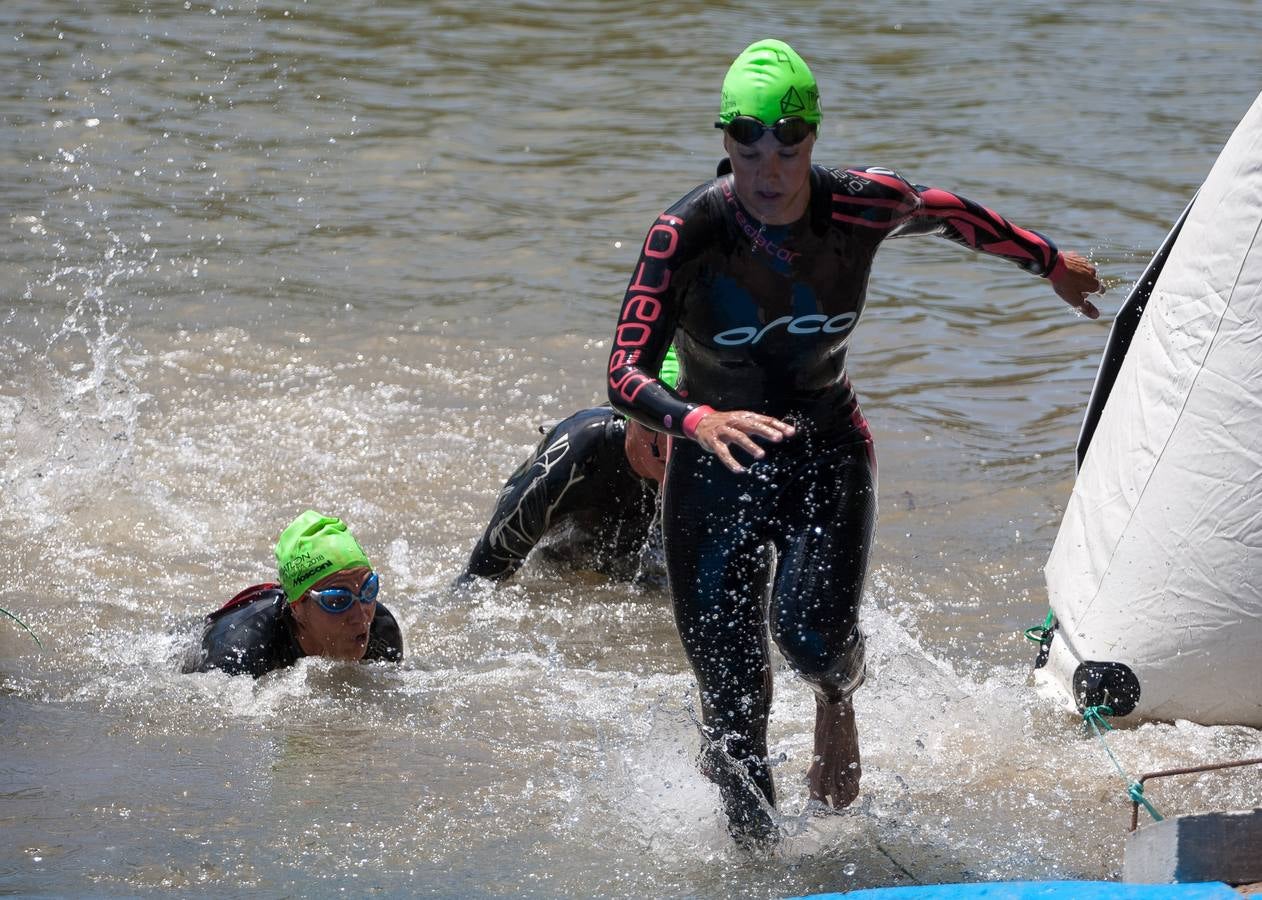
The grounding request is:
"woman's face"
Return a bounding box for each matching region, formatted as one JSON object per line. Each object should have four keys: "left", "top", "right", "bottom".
{"left": 723, "top": 128, "right": 816, "bottom": 225}
{"left": 290, "top": 565, "right": 377, "bottom": 661}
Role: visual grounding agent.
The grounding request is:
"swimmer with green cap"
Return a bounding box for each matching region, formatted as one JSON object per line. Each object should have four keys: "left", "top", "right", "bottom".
{"left": 604, "top": 39, "right": 1104, "bottom": 845}
{"left": 717, "top": 38, "right": 822, "bottom": 130}
{"left": 182, "top": 510, "right": 404, "bottom": 678}
{"left": 276, "top": 510, "right": 372, "bottom": 603}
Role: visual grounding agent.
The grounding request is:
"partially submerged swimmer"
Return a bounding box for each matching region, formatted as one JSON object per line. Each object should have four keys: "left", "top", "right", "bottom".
{"left": 182, "top": 510, "right": 403, "bottom": 678}
{"left": 459, "top": 349, "right": 681, "bottom": 585}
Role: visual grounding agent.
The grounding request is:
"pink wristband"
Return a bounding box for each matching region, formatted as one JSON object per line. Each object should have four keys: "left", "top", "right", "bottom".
{"left": 1048, "top": 253, "right": 1069, "bottom": 282}
{"left": 681, "top": 405, "right": 716, "bottom": 440}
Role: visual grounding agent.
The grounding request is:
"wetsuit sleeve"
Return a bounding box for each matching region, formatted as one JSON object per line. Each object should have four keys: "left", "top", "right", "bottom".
{"left": 180, "top": 591, "right": 298, "bottom": 678}
{"left": 830, "top": 166, "right": 1061, "bottom": 277}
{"left": 607, "top": 207, "right": 713, "bottom": 439}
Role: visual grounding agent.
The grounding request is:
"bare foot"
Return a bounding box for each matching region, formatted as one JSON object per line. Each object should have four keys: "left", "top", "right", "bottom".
{"left": 806, "top": 694, "right": 861, "bottom": 809}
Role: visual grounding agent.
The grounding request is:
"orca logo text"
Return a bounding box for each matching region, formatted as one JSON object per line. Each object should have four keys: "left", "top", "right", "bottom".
{"left": 713, "top": 312, "right": 857, "bottom": 347}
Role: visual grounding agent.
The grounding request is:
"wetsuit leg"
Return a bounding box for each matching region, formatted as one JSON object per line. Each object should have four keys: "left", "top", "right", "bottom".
{"left": 664, "top": 425, "right": 875, "bottom": 839}
{"left": 663, "top": 441, "right": 778, "bottom": 839}
{"left": 766, "top": 438, "right": 876, "bottom": 700}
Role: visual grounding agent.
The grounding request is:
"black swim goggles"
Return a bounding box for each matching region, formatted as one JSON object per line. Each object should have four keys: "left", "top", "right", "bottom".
{"left": 307, "top": 571, "right": 380, "bottom": 614}
{"left": 717, "top": 115, "right": 817, "bottom": 147}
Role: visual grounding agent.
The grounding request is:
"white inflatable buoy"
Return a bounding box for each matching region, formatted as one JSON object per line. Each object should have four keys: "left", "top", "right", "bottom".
{"left": 1039, "top": 89, "right": 1262, "bottom": 727}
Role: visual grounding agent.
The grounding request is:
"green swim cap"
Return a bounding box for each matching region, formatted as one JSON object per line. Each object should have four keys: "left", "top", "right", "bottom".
{"left": 659, "top": 344, "right": 681, "bottom": 390}
{"left": 275, "top": 510, "right": 372, "bottom": 602}
{"left": 718, "top": 39, "right": 822, "bottom": 126}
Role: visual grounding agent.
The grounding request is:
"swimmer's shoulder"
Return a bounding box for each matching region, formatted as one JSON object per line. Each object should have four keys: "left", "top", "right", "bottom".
{"left": 186, "top": 588, "right": 292, "bottom": 676}
{"left": 366, "top": 601, "right": 404, "bottom": 663}
{"left": 821, "top": 164, "right": 921, "bottom": 228}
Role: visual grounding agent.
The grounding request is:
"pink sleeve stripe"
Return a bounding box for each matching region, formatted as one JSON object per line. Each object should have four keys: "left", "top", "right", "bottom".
{"left": 978, "top": 239, "right": 1037, "bottom": 262}
{"left": 831, "top": 194, "right": 915, "bottom": 210}
{"left": 918, "top": 204, "right": 1004, "bottom": 237}
{"left": 832, "top": 211, "right": 914, "bottom": 229}
{"left": 681, "top": 405, "right": 715, "bottom": 440}
{"left": 1009, "top": 223, "right": 1049, "bottom": 245}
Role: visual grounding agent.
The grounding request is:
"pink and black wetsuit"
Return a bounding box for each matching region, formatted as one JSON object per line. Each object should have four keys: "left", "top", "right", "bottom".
{"left": 606, "top": 163, "right": 1061, "bottom": 833}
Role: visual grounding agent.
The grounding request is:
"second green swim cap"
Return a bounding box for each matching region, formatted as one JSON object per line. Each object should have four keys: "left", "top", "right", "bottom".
{"left": 717, "top": 39, "right": 822, "bottom": 126}
{"left": 275, "top": 510, "right": 372, "bottom": 602}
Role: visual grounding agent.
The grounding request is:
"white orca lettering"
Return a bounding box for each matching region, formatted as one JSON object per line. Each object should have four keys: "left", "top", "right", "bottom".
{"left": 787, "top": 314, "right": 827, "bottom": 334}
{"left": 713, "top": 312, "right": 858, "bottom": 346}
{"left": 822, "top": 312, "right": 857, "bottom": 334}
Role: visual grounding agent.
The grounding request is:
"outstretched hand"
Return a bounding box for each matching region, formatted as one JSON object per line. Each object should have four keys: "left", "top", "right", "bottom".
{"left": 692, "top": 410, "right": 796, "bottom": 473}
{"left": 1051, "top": 251, "right": 1103, "bottom": 319}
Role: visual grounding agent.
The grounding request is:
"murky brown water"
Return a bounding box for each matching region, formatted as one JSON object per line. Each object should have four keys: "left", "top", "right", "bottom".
{"left": 3, "top": 1, "right": 1261, "bottom": 896}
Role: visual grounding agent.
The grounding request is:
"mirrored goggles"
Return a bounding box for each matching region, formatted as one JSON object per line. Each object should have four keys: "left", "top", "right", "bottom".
{"left": 717, "top": 115, "right": 817, "bottom": 147}
{"left": 307, "top": 571, "right": 380, "bottom": 614}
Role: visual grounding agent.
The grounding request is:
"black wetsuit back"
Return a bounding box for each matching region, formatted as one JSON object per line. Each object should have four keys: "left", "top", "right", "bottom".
{"left": 463, "top": 407, "right": 657, "bottom": 582}
{"left": 181, "top": 587, "right": 403, "bottom": 678}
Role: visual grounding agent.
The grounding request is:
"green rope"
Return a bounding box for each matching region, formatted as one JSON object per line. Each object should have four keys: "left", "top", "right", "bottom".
{"left": 0, "top": 605, "right": 44, "bottom": 650}
{"left": 1082, "top": 704, "right": 1163, "bottom": 822}
{"left": 1083, "top": 704, "right": 1114, "bottom": 734}
{"left": 1129, "top": 782, "right": 1163, "bottom": 823}
{"left": 1024, "top": 608, "right": 1055, "bottom": 643}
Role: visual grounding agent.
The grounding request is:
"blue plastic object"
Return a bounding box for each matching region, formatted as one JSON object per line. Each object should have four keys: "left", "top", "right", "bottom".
{"left": 794, "top": 881, "right": 1240, "bottom": 900}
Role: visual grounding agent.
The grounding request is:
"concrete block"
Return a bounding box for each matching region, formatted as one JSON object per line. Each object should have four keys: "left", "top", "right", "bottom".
{"left": 1124, "top": 808, "right": 1262, "bottom": 885}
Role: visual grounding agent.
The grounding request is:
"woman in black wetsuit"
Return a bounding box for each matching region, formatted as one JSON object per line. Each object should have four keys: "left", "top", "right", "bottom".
{"left": 182, "top": 511, "right": 404, "bottom": 678}
{"left": 460, "top": 350, "right": 681, "bottom": 585}
{"left": 605, "top": 39, "right": 1102, "bottom": 842}
{"left": 459, "top": 407, "right": 661, "bottom": 583}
